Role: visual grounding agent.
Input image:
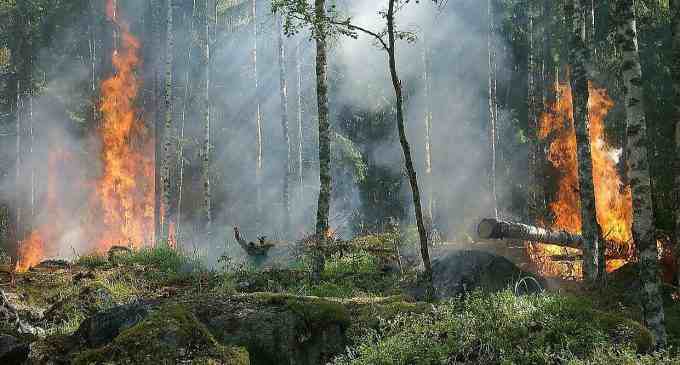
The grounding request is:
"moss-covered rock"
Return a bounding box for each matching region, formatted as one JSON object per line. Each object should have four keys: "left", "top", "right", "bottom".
{"left": 190, "top": 293, "right": 350, "bottom": 365}
{"left": 73, "top": 304, "right": 248, "bottom": 365}
{"left": 43, "top": 283, "right": 114, "bottom": 325}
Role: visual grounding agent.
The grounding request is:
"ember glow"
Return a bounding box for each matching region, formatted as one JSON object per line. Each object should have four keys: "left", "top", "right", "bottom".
{"left": 531, "top": 80, "right": 633, "bottom": 278}
{"left": 16, "top": 0, "right": 154, "bottom": 271}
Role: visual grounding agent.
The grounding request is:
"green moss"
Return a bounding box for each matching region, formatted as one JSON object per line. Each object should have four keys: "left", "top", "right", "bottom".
{"left": 73, "top": 304, "right": 249, "bottom": 364}
{"left": 285, "top": 297, "right": 351, "bottom": 330}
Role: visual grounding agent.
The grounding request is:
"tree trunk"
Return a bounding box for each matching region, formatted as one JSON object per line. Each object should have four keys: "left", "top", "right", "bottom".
{"left": 615, "top": 0, "right": 667, "bottom": 348}
{"left": 487, "top": 0, "right": 498, "bottom": 219}
{"left": 176, "top": 0, "right": 197, "bottom": 244}
{"left": 478, "top": 217, "right": 583, "bottom": 249}
{"left": 160, "top": 0, "right": 175, "bottom": 244}
{"left": 386, "top": 0, "right": 433, "bottom": 300}
{"left": 672, "top": 0, "right": 680, "bottom": 288}
{"left": 278, "top": 16, "right": 291, "bottom": 237}
{"left": 312, "top": 0, "right": 331, "bottom": 282}
{"left": 252, "top": 0, "right": 263, "bottom": 231}
{"left": 150, "top": 0, "right": 163, "bottom": 245}
{"left": 296, "top": 37, "right": 305, "bottom": 209}
{"left": 422, "top": 37, "right": 435, "bottom": 224}
{"left": 198, "top": 0, "right": 212, "bottom": 242}
{"left": 565, "top": 0, "right": 602, "bottom": 284}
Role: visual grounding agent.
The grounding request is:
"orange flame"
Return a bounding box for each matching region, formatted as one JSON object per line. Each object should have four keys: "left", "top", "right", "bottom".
{"left": 531, "top": 80, "right": 633, "bottom": 278}
{"left": 92, "top": 0, "right": 154, "bottom": 251}
{"left": 16, "top": 0, "right": 154, "bottom": 270}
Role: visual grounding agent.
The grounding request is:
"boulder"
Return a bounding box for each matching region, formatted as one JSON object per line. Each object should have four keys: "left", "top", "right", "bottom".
{"left": 425, "top": 250, "right": 542, "bottom": 299}
{"left": 0, "top": 334, "right": 29, "bottom": 364}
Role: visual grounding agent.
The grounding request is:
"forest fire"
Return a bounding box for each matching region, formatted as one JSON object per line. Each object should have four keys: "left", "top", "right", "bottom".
{"left": 16, "top": 0, "right": 153, "bottom": 271}
{"left": 532, "top": 81, "right": 633, "bottom": 278}
{"left": 91, "top": 0, "right": 155, "bottom": 251}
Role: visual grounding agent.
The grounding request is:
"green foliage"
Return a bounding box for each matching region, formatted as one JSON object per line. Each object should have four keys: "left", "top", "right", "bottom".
{"left": 113, "top": 245, "right": 204, "bottom": 275}
{"left": 333, "top": 290, "right": 659, "bottom": 365}
{"left": 75, "top": 253, "right": 109, "bottom": 269}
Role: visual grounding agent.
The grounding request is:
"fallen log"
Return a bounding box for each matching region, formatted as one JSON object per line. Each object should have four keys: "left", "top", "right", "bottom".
{"left": 477, "top": 218, "right": 583, "bottom": 249}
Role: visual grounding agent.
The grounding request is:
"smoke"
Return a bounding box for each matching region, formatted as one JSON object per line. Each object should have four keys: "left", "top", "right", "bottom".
{"left": 1, "top": 0, "right": 511, "bottom": 266}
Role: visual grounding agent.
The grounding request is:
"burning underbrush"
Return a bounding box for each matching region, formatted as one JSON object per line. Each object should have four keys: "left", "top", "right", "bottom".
{"left": 530, "top": 80, "right": 636, "bottom": 279}
{"left": 15, "top": 0, "right": 155, "bottom": 273}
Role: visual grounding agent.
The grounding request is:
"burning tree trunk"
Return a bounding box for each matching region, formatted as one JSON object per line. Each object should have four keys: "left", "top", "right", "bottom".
{"left": 614, "top": 0, "right": 667, "bottom": 348}
{"left": 671, "top": 0, "right": 680, "bottom": 287}
{"left": 478, "top": 217, "right": 583, "bottom": 249}
{"left": 565, "top": 0, "right": 603, "bottom": 284}
{"left": 160, "top": 0, "right": 175, "bottom": 243}
{"left": 278, "top": 15, "right": 292, "bottom": 237}
{"left": 312, "top": 0, "right": 331, "bottom": 282}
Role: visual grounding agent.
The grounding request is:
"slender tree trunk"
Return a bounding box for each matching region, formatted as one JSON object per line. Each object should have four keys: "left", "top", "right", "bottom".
{"left": 296, "top": 37, "right": 305, "bottom": 209}
{"left": 386, "top": 0, "right": 433, "bottom": 300}
{"left": 177, "top": 0, "right": 197, "bottom": 244}
{"left": 487, "top": 0, "right": 498, "bottom": 219}
{"left": 527, "top": 0, "right": 547, "bottom": 223}
{"left": 565, "top": 0, "right": 602, "bottom": 285}
{"left": 252, "top": 0, "right": 263, "bottom": 230}
{"left": 672, "top": 0, "right": 680, "bottom": 288}
{"left": 422, "top": 37, "right": 435, "bottom": 223}
{"left": 615, "top": 0, "right": 667, "bottom": 348}
{"left": 312, "top": 0, "right": 331, "bottom": 282}
{"left": 278, "top": 15, "right": 291, "bottom": 236}
{"left": 160, "top": 0, "right": 175, "bottom": 243}
{"left": 150, "top": 0, "right": 163, "bottom": 245}
{"left": 197, "top": 0, "right": 212, "bottom": 241}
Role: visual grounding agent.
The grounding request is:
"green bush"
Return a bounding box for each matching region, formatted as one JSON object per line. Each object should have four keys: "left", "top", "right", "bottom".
{"left": 75, "top": 253, "right": 109, "bottom": 269}
{"left": 333, "top": 290, "right": 661, "bottom": 365}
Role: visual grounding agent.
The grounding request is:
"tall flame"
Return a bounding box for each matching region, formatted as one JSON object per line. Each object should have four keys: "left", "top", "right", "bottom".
{"left": 94, "top": 0, "right": 155, "bottom": 250}
{"left": 16, "top": 0, "right": 154, "bottom": 271}
{"left": 531, "top": 80, "right": 633, "bottom": 278}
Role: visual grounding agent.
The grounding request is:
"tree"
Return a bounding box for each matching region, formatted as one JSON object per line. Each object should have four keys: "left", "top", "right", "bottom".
{"left": 565, "top": 0, "right": 602, "bottom": 285}
{"left": 253, "top": 0, "right": 264, "bottom": 231}
{"left": 278, "top": 15, "right": 292, "bottom": 236}
{"left": 197, "top": 0, "right": 212, "bottom": 242}
{"left": 487, "top": 0, "right": 498, "bottom": 219}
{"left": 160, "top": 0, "right": 175, "bottom": 243}
{"left": 274, "top": 0, "right": 435, "bottom": 297}
{"left": 671, "top": 0, "right": 680, "bottom": 288}
{"left": 614, "top": 0, "right": 667, "bottom": 348}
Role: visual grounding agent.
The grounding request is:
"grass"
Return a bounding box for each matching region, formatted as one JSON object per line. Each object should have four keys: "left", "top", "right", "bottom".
{"left": 332, "top": 290, "right": 663, "bottom": 365}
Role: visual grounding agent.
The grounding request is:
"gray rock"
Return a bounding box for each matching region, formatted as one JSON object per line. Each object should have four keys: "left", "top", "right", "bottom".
{"left": 0, "top": 334, "right": 29, "bottom": 364}
{"left": 409, "top": 250, "right": 542, "bottom": 300}
{"left": 76, "top": 301, "right": 152, "bottom": 347}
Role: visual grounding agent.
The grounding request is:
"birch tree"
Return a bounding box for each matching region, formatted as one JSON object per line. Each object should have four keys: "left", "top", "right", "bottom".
{"left": 160, "top": 0, "right": 175, "bottom": 243}
{"left": 278, "top": 15, "right": 292, "bottom": 236}
{"left": 614, "top": 0, "right": 667, "bottom": 348}
{"left": 565, "top": 0, "right": 602, "bottom": 285}
{"left": 197, "top": 0, "right": 212, "bottom": 241}
{"left": 253, "top": 0, "right": 263, "bottom": 230}
{"left": 487, "top": 0, "right": 498, "bottom": 218}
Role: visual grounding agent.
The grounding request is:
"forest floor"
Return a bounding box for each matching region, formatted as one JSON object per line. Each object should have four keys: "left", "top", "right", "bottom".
{"left": 1, "top": 235, "right": 680, "bottom": 364}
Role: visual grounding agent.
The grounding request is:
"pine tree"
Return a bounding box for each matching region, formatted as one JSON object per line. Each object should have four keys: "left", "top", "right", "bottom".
{"left": 313, "top": 0, "right": 331, "bottom": 282}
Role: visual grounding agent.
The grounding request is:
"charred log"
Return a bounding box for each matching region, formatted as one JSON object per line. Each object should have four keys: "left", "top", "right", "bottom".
{"left": 477, "top": 217, "right": 583, "bottom": 249}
